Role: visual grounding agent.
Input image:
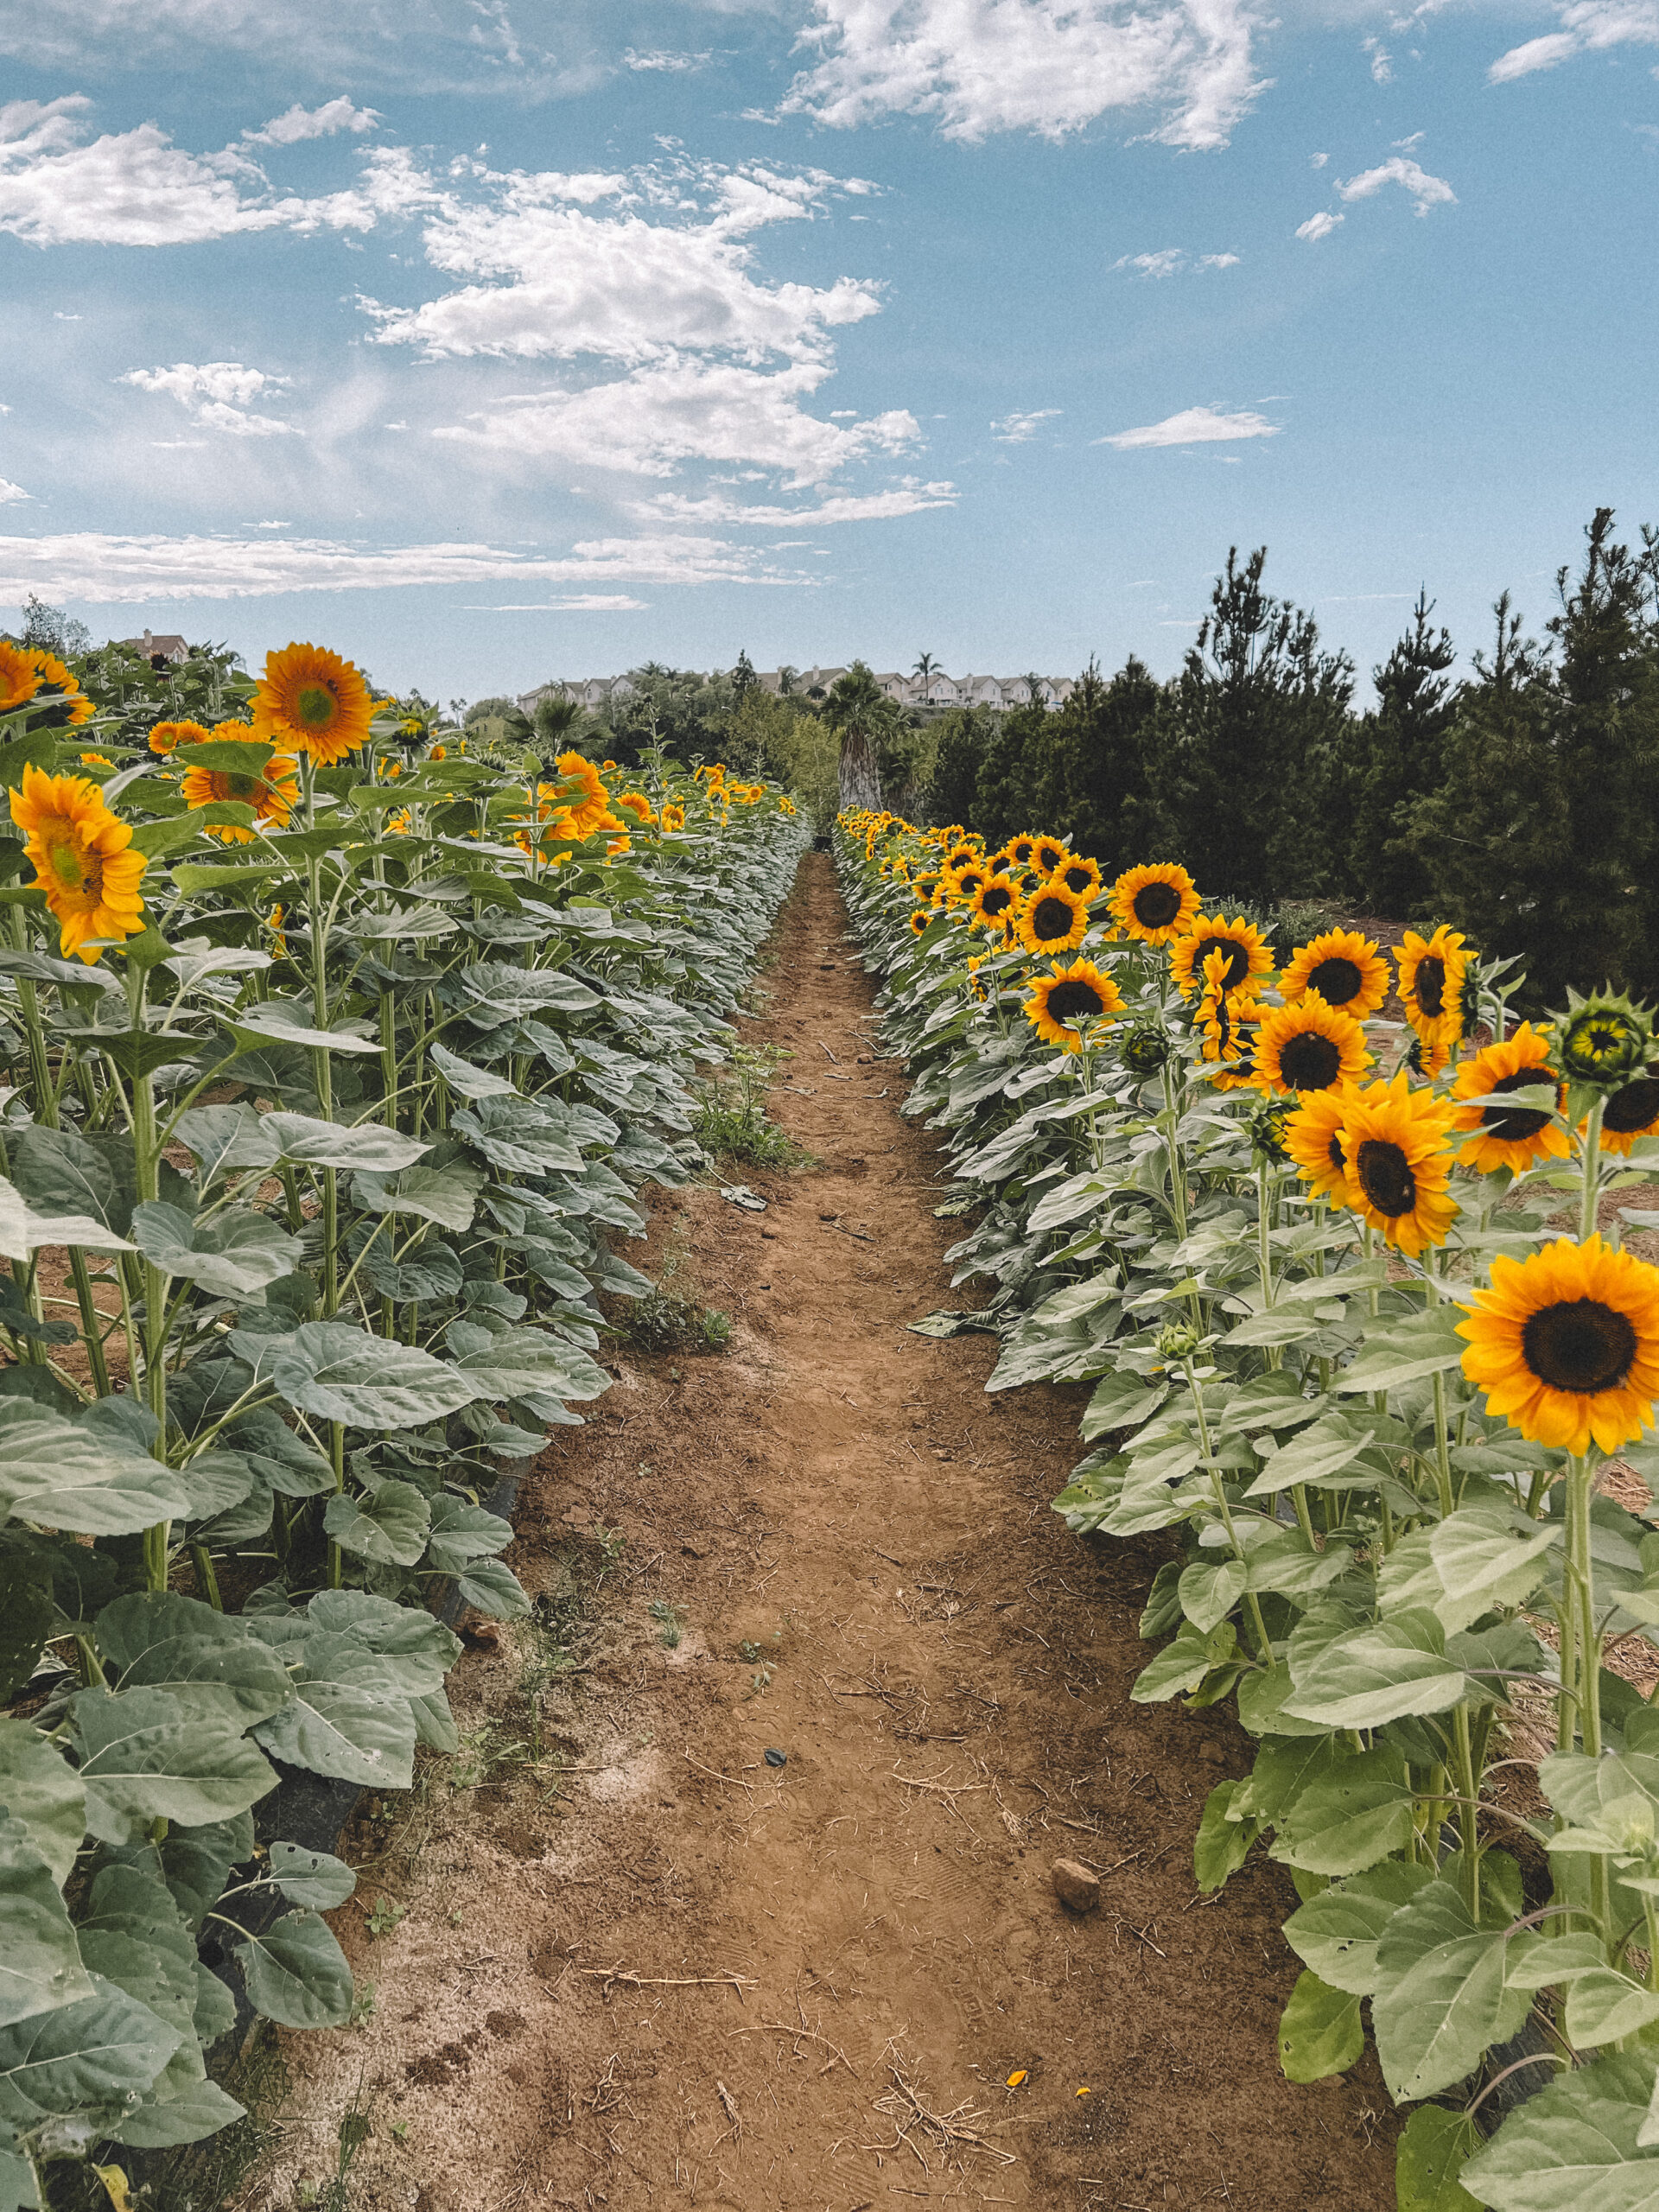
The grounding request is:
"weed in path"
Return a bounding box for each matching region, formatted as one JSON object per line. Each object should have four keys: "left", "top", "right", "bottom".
{"left": 648, "top": 1598, "right": 688, "bottom": 1648}
{"left": 694, "top": 1041, "right": 803, "bottom": 1168}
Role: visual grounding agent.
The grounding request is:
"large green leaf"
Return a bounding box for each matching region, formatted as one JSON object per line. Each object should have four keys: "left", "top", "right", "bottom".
{"left": 448, "top": 1323, "right": 608, "bottom": 1408}
{"left": 266, "top": 1841, "right": 357, "bottom": 1910}
{"left": 263, "top": 1112, "right": 429, "bottom": 1172}
{"left": 225, "top": 999, "right": 380, "bottom": 1054}
{"left": 107, "top": 2074, "right": 246, "bottom": 2148}
{"left": 0, "top": 1405, "right": 190, "bottom": 1536}
{"left": 0, "top": 1815, "right": 93, "bottom": 2027}
{"left": 352, "top": 1161, "right": 484, "bottom": 1233}
{"left": 323, "top": 1479, "right": 431, "bottom": 1568}
{"left": 1282, "top": 1859, "right": 1434, "bottom": 1994}
{"left": 453, "top": 1096, "right": 586, "bottom": 1176}
{"left": 0, "top": 1978, "right": 177, "bottom": 2126}
{"left": 1131, "top": 1619, "right": 1238, "bottom": 1703}
{"left": 232, "top": 1910, "right": 353, "bottom": 2031}
{"left": 131, "top": 1201, "right": 301, "bottom": 1300}
{"left": 453, "top": 1557, "right": 531, "bottom": 1620}
{"left": 359, "top": 1233, "right": 463, "bottom": 1305}
{"left": 269, "top": 1321, "right": 481, "bottom": 1427}
{"left": 1396, "top": 2104, "right": 1484, "bottom": 2212}
{"left": 1193, "top": 1778, "right": 1260, "bottom": 1892}
{"left": 4, "top": 1126, "right": 135, "bottom": 1238}
{"left": 173, "top": 1103, "right": 280, "bottom": 1185}
{"left": 303, "top": 1590, "right": 459, "bottom": 1693}
{"left": 1283, "top": 1607, "right": 1469, "bottom": 1729}
{"left": 249, "top": 1632, "right": 416, "bottom": 1787}
{"left": 423, "top": 1495, "right": 513, "bottom": 1573}
{"left": 227, "top": 1406, "right": 334, "bottom": 1497}
{"left": 1372, "top": 1879, "right": 1535, "bottom": 2102}
{"left": 1335, "top": 1307, "right": 1467, "bottom": 1393}
{"left": 1564, "top": 1970, "right": 1659, "bottom": 2048}
{"left": 1276, "top": 1970, "right": 1363, "bottom": 2083}
{"left": 70, "top": 1688, "right": 276, "bottom": 1844}
{"left": 1430, "top": 1503, "right": 1557, "bottom": 1616}
{"left": 96, "top": 1592, "right": 293, "bottom": 1726}
{"left": 428, "top": 1041, "right": 517, "bottom": 1100}
{"left": 1461, "top": 2052, "right": 1659, "bottom": 2211}
{"left": 1268, "top": 1744, "right": 1417, "bottom": 1875}
{"left": 0, "top": 1719, "right": 85, "bottom": 1888}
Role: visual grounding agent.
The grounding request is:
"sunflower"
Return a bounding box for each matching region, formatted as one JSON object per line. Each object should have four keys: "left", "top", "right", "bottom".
{"left": 1007, "top": 835, "right": 1039, "bottom": 869}
{"left": 0, "top": 640, "right": 41, "bottom": 715}
{"left": 1285, "top": 1084, "right": 1360, "bottom": 1205}
{"left": 1254, "top": 992, "right": 1372, "bottom": 1096}
{"left": 148, "top": 718, "right": 213, "bottom": 758}
{"left": 9, "top": 763, "right": 147, "bottom": 963}
{"left": 1168, "top": 912, "right": 1272, "bottom": 1001}
{"left": 1197, "top": 957, "right": 1262, "bottom": 1089}
{"left": 181, "top": 752, "right": 299, "bottom": 843}
{"left": 615, "top": 791, "right": 655, "bottom": 827}
{"left": 1397, "top": 926, "right": 1470, "bottom": 1057}
{"left": 551, "top": 751, "right": 612, "bottom": 837}
{"left": 1555, "top": 991, "right": 1653, "bottom": 1088}
{"left": 1459, "top": 1234, "right": 1659, "bottom": 1454}
{"left": 944, "top": 840, "right": 982, "bottom": 872}
{"left": 1338, "top": 1074, "right": 1459, "bottom": 1255}
{"left": 1025, "top": 960, "right": 1124, "bottom": 1053}
{"left": 1031, "top": 836, "right": 1068, "bottom": 877}
{"left": 970, "top": 876, "right": 1019, "bottom": 930}
{"left": 907, "top": 909, "right": 931, "bottom": 938}
{"left": 251, "top": 641, "right": 373, "bottom": 766}
{"left": 1599, "top": 1065, "right": 1659, "bottom": 1156}
{"left": 1055, "top": 855, "right": 1103, "bottom": 900}
{"left": 1017, "top": 880, "right": 1090, "bottom": 957}
{"left": 912, "top": 870, "right": 942, "bottom": 905}
{"left": 1452, "top": 1023, "right": 1570, "bottom": 1174}
{"left": 1109, "top": 863, "right": 1200, "bottom": 947}
{"left": 660, "top": 802, "right": 686, "bottom": 832}
{"left": 19, "top": 649, "right": 92, "bottom": 728}
{"left": 79, "top": 752, "right": 116, "bottom": 772}
{"left": 1280, "top": 928, "right": 1391, "bottom": 1020}
{"left": 946, "top": 863, "right": 988, "bottom": 905}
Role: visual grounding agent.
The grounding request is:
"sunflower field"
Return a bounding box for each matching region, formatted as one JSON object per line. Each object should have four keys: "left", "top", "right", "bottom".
{"left": 0, "top": 634, "right": 804, "bottom": 2205}
{"left": 841, "top": 810, "right": 1659, "bottom": 2209}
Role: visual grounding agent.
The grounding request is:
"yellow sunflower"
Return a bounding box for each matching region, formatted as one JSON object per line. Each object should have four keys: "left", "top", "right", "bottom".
{"left": 1109, "top": 863, "right": 1200, "bottom": 947}
{"left": 79, "top": 752, "right": 116, "bottom": 772}
{"left": 1280, "top": 928, "right": 1391, "bottom": 1020}
{"left": 21, "top": 649, "right": 93, "bottom": 728}
{"left": 1459, "top": 1234, "right": 1659, "bottom": 1455}
{"left": 616, "top": 791, "right": 656, "bottom": 827}
{"left": 148, "top": 718, "right": 213, "bottom": 758}
{"left": 944, "top": 839, "right": 982, "bottom": 872}
{"left": 0, "top": 640, "right": 41, "bottom": 715}
{"left": 181, "top": 752, "right": 299, "bottom": 844}
{"left": 946, "top": 862, "right": 989, "bottom": 905}
{"left": 1599, "top": 1065, "right": 1659, "bottom": 1156}
{"left": 1338, "top": 1074, "right": 1459, "bottom": 1255}
{"left": 550, "top": 751, "right": 612, "bottom": 837}
{"left": 1054, "top": 855, "right": 1103, "bottom": 900}
{"left": 908, "top": 909, "right": 931, "bottom": 938}
{"left": 970, "top": 876, "right": 1019, "bottom": 930}
{"left": 251, "top": 641, "right": 373, "bottom": 766}
{"left": 1031, "top": 835, "right": 1068, "bottom": 878}
{"left": 661, "top": 802, "right": 686, "bottom": 832}
{"left": 1452, "top": 1022, "right": 1570, "bottom": 1174}
{"left": 1397, "top": 926, "right": 1470, "bottom": 1058}
{"left": 1254, "top": 991, "right": 1372, "bottom": 1096}
{"left": 1168, "top": 912, "right": 1272, "bottom": 1001}
{"left": 1025, "top": 960, "right": 1124, "bottom": 1053}
{"left": 1017, "top": 880, "right": 1090, "bottom": 957}
{"left": 1007, "top": 834, "right": 1039, "bottom": 869}
{"left": 1285, "top": 1082, "right": 1361, "bottom": 1205}
{"left": 9, "top": 763, "right": 147, "bottom": 963}
{"left": 912, "top": 870, "right": 942, "bottom": 905}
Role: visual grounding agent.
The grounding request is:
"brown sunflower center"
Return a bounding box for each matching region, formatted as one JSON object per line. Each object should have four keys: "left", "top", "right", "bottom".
{"left": 957, "top": 871, "right": 985, "bottom": 897}
{"left": 1131, "top": 880, "right": 1182, "bottom": 929}
{"left": 1011, "top": 842, "right": 1034, "bottom": 864}
{"left": 1046, "top": 979, "right": 1106, "bottom": 1023}
{"left": 1280, "top": 1032, "right": 1342, "bottom": 1090}
{"left": 226, "top": 772, "right": 261, "bottom": 800}
{"left": 1061, "top": 865, "right": 1093, "bottom": 894}
{"left": 1605, "top": 1071, "right": 1659, "bottom": 1136}
{"left": 295, "top": 681, "right": 340, "bottom": 729}
{"left": 980, "top": 883, "right": 1014, "bottom": 916}
{"left": 1483, "top": 1067, "right": 1555, "bottom": 1142}
{"left": 1192, "top": 934, "right": 1249, "bottom": 990}
{"left": 1029, "top": 895, "right": 1076, "bottom": 943}
{"left": 1355, "top": 1137, "right": 1416, "bottom": 1217}
{"left": 1522, "top": 1298, "right": 1637, "bottom": 1395}
{"left": 1327, "top": 1132, "right": 1347, "bottom": 1175}
{"left": 1036, "top": 845, "right": 1065, "bottom": 872}
{"left": 1308, "top": 956, "right": 1363, "bottom": 1005}
{"left": 1414, "top": 957, "right": 1446, "bottom": 1016}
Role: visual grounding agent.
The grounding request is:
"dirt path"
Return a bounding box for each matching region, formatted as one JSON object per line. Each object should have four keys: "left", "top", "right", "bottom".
{"left": 267, "top": 855, "right": 1396, "bottom": 2212}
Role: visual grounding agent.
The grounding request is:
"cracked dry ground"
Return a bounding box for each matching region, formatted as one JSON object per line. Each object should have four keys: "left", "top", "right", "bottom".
{"left": 263, "top": 854, "right": 1397, "bottom": 2212}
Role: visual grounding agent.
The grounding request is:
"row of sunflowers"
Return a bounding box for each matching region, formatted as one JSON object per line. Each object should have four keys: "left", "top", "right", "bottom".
{"left": 840, "top": 808, "right": 1659, "bottom": 2211}
{"left": 0, "top": 635, "right": 806, "bottom": 2205}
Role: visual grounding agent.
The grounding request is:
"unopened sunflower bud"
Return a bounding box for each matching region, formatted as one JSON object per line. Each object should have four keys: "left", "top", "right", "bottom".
{"left": 1157, "top": 1323, "right": 1202, "bottom": 1362}
{"left": 1555, "top": 989, "right": 1653, "bottom": 1088}
{"left": 1120, "top": 1020, "right": 1172, "bottom": 1077}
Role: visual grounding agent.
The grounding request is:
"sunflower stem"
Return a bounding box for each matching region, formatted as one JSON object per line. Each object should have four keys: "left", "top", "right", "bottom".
{"left": 1580, "top": 1093, "right": 1605, "bottom": 1244}
{"left": 1182, "top": 1355, "right": 1269, "bottom": 1661}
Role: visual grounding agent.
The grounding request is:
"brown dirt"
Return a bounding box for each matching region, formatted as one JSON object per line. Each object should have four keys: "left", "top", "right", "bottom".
{"left": 259, "top": 855, "right": 1396, "bottom": 2212}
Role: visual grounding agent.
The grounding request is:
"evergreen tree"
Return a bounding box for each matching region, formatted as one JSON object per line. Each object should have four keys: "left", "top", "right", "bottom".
{"left": 925, "top": 707, "right": 992, "bottom": 828}
{"left": 1345, "top": 593, "right": 1458, "bottom": 917}
{"left": 974, "top": 701, "right": 1049, "bottom": 847}
{"left": 731, "top": 648, "right": 757, "bottom": 704}
{"left": 1024, "top": 655, "right": 1165, "bottom": 869}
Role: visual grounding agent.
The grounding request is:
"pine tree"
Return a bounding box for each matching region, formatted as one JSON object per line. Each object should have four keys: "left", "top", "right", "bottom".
{"left": 1345, "top": 593, "right": 1458, "bottom": 917}
{"left": 926, "top": 707, "right": 990, "bottom": 829}
{"left": 1043, "top": 655, "right": 1165, "bottom": 869}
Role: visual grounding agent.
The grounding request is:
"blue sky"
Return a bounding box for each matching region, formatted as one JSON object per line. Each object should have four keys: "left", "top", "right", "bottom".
{"left": 0, "top": 0, "right": 1654, "bottom": 703}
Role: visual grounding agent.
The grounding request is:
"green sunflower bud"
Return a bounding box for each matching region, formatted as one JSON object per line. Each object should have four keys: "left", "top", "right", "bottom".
{"left": 1554, "top": 988, "right": 1654, "bottom": 1088}
{"left": 1120, "top": 1020, "right": 1172, "bottom": 1077}
{"left": 1157, "top": 1323, "right": 1202, "bottom": 1362}
{"left": 1245, "top": 1095, "right": 1295, "bottom": 1163}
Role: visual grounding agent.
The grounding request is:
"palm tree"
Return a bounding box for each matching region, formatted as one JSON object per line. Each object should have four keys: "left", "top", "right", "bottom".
{"left": 824, "top": 662, "right": 895, "bottom": 811}
{"left": 912, "top": 652, "right": 939, "bottom": 700}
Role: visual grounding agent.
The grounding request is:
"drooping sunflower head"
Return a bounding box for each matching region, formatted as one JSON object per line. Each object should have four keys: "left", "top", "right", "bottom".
{"left": 1281, "top": 927, "right": 1391, "bottom": 1020}
{"left": 1396, "top": 925, "right": 1470, "bottom": 1047}
{"left": 1168, "top": 912, "right": 1271, "bottom": 1001}
{"left": 1024, "top": 959, "right": 1124, "bottom": 1053}
{"left": 1056, "top": 855, "right": 1103, "bottom": 899}
{"left": 1338, "top": 1072, "right": 1459, "bottom": 1255}
{"left": 1285, "top": 1082, "right": 1360, "bottom": 1205}
{"left": 251, "top": 641, "right": 373, "bottom": 766}
{"left": 0, "top": 640, "right": 42, "bottom": 715}
{"left": 971, "top": 875, "right": 1018, "bottom": 930}
{"left": 8, "top": 762, "right": 147, "bottom": 962}
{"left": 148, "top": 718, "right": 213, "bottom": 758}
{"left": 1254, "top": 991, "right": 1372, "bottom": 1098}
{"left": 1600, "top": 1065, "right": 1659, "bottom": 1157}
{"left": 1459, "top": 1233, "right": 1659, "bottom": 1455}
{"left": 180, "top": 751, "right": 300, "bottom": 844}
{"left": 1032, "top": 836, "right": 1068, "bottom": 877}
{"left": 1452, "top": 1021, "right": 1570, "bottom": 1174}
{"left": 1017, "top": 880, "right": 1090, "bottom": 957}
{"left": 1554, "top": 989, "right": 1654, "bottom": 1090}
{"left": 1109, "top": 862, "right": 1200, "bottom": 947}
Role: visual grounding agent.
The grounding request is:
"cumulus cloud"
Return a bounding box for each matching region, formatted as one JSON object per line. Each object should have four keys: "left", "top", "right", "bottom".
{"left": 1490, "top": 0, "right": 1659, "bottom": 82}
{"left": 780, "top": 0, "right": 1270, "bottom": 152}
{"left": 1338, "top": 156, "right": 1455, "bottom": 214}
{"left": 1295, "top": 209, "right": 1344, "bottom": 240}
{"left": 1113, "top": 247, "right": 1239, "bottom": 276}
{"left": 0, "top": 530, "right": 814, "bottom": 603}
{"left": 1096, "top": 404, "right": 1280, "bottom": 448}
{"left": 0, "top": 477, "right": 30, "bottom": 503}
{"left": 245, "top": 98, "right": 378, "bottom": 145}
{"left": 990, "top": 409, "right": 1061, "bottom": 442}
{"left": 120, "top": 360, "right": 300, "bottom": 436}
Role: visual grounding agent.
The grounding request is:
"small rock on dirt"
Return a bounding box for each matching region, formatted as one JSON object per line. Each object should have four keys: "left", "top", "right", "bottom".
{"left": 1052, "top": 1858, "right": 1101, "bottom": 1913}
{"left": 1199, "top": 1740, "right": 1225, "bottom": 1765}
{"left": 459, "top": 1617, "right": 504, "bottom": 1650}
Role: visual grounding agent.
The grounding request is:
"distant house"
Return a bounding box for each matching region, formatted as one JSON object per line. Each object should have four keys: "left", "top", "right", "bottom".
{"left": 118, "top": 629, "right": 189, "bottom": 667}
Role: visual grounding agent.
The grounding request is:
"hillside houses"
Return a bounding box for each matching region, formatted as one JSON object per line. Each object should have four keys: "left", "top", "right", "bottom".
{"left": 518, "top": 667, "right": 1075, "bottom": 715}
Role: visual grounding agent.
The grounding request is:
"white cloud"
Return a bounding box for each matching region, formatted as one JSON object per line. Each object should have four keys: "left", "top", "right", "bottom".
{"left": 623, "top": 49, "right": 711, "bottom": 73}
{"left": 1337, "top": 156, "right": 1455, "bottom": 215}
{"left": 1490, "top": 1, "right": 1659, "bottom": 83}
{"left": 245, "top": 98, "right": 379, "bottom": 145}
{"left": 990, "top": 409, "right": 1061, "bottom": 442}
{"left": 0, "top": 477, "right": 30, "bottom": 503}
{"left": 120, "top": 360, "right": 300, "bottom": 437}
{"left": 1096, "top": 404, "right": 1280, "bottom": 448}
{"left": 780, "top": 0, "right": 1270, "bottom": 152}
{"left": 0, "top": 530, "right": 814, "bottom": 603}
{"left": 636, "top": 478, "right": 957, "bottom": 524}
{"left": 1296, "top": 209, "right": 1344, "bottom": 240}
{"left": 475, "top": 594, "right": 649, "bottom": 610}
{"left": 1310, "top": 150, "right": 1329, "bottom": 167}
{"left": 1363, "top": 36, "right": 1393, "bottom": 80}
{"left": 1113, "top": 247, "right": 1239, "bottom": 276}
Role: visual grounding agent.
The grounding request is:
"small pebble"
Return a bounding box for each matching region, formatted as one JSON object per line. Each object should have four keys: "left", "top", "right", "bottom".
{"left": 764, "top": 1747, "right": 788, "bottom": 1768}
{"left": 1051, "top": 1857, "right": 1101, "bottom": 1913}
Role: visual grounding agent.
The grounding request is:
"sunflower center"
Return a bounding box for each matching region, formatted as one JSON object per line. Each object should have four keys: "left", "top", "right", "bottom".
{"left": 1308, "top": 956, "right": 1363, "bottom": 1005}
{"left": 1414, "top": 957, "right": 1446, "bottom": 1016}
{"left": 1484, "top": 1067, "right": 1554, "bottom": 1141}
{"left": 1522, "top": 1298, "right": 1637, "bottom": 1395}
{"left": 1011, "top": 842, "right": 1033, "bottom": 864}
{"left": 226, "top": 772, "right": 261, "bottom": 800}
{"left": 1327, "top": 1132, "right": 1347, "bottom": 1175}
{"left": 1047, "top": 979, "right": 1106, "bottom": 1023}
{"left": 1355, "top": 1137, "right": 1416, "bottom": 1217}
{"left": 295, "top": 681, "right": 340, "bottom": 729}
{"left": 1037, "top": 846, "right": 1064, "bottom": 872}
{"left": 47, "top": 834, "right": 86, "bottom": 892}
{"left": 1280, "top": 1032, "right": 1342, "bottom": 1090}
{"left": 1193, "top": 935, "right": 1249, "bottom": 989}
{"left": 1605, "top": 1071, "right": 1659, "bottom": 1135}
{"left": 958, "top": 872, "right": 984, "bottom": 896}
{"left": 1029, "top": 895, "right": 1075, "bottom": 943}
{"left": 1132, "top": 881, "right": 1182, "bottom": 929}
{"left": 1062, "top": 866, "right": 1092, "bottom": 894}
